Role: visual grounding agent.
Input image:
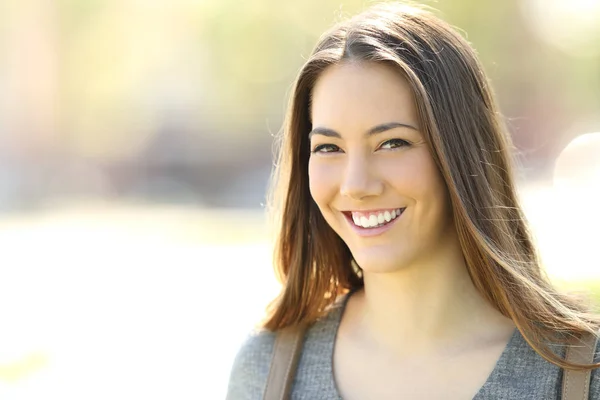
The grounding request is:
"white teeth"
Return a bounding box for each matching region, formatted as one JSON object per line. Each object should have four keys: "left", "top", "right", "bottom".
{"left": 350, "top": 208, "right": 404, "bottom": 229}
{"left": 360, "top": 216, "right": 369, "bottom": 227}
{"left": 368, "top": 215, "right": 378, "bottom": 227}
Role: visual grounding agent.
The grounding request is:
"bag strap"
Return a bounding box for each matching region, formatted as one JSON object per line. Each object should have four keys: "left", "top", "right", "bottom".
{"left": 562, "top": 330, "right": 599, "bottom": 400}
{"left": 263, "top": 324, "right": 308, "bottom": 400}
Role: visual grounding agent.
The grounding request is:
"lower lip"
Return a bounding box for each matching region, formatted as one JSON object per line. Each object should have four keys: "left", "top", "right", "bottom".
{"left": 344, "top": 210, "right": 404, "bottom": 237}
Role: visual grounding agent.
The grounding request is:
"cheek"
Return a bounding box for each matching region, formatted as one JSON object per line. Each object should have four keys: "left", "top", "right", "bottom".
{"left": 308, "top": 159, "right": 340, "bottom": 206}
{"left": 387, "top": 151, "right": 448, "bottom": 205}
{"left": 416, "top": 156, "right": 450, "bottom": 207}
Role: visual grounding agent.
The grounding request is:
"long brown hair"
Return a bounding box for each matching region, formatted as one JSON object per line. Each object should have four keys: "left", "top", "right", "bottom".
{"left": 263, "top": 2, "right": 600, "bottom": 370}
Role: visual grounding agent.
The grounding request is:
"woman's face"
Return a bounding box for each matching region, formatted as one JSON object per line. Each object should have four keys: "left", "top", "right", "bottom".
{"left": 308, "top": 61, "right": 456, "bottom": 273}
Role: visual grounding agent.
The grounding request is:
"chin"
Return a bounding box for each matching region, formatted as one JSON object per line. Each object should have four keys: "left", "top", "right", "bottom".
{"left": 351, "top": 247, "right": 413, "bottom": 274}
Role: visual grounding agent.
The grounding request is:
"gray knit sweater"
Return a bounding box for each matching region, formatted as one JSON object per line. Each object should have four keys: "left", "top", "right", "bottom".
{"left": 226, "top": 293, "right": 600, "bottom": 399}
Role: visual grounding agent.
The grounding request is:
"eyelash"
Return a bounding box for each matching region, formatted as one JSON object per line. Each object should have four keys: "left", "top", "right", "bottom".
{"left": 311, "top": 139, "right": 410, "bottom": 154}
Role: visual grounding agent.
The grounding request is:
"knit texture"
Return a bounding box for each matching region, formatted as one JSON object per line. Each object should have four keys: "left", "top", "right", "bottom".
{"left": 226, "top": 293, "right": 600, "bottom": 399}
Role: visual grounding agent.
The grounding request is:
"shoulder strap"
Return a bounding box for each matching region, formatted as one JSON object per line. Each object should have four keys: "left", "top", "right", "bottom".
{"left": 263, "top": 324, "right": 308, "bottom": 400}
{"left": 562, "top": 330, "right": 599, "bottom": 400}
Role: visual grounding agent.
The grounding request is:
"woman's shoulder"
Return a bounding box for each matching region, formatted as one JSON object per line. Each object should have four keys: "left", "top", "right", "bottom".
{"left": 225, "top": 327, "right": 277, "bottom": 400}
{"left": 589, "top": 338, "right": 600, "bottom": 396}
{"left": 225, "top": 293, "right": 349, "bottom": 399}
{"left": 561, "top": 330, "right": 600, "bottom": 397}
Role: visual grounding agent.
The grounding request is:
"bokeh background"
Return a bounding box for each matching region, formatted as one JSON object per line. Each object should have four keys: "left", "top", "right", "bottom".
{"left": 0, "top": 0, "right": 599, "bottom": 398}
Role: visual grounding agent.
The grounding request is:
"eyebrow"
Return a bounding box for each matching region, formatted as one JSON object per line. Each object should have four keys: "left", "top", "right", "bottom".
{"left": 308, "top": 121, "right": 419, "bottom": 140}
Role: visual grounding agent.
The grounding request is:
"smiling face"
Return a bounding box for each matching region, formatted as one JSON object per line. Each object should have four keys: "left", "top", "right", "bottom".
{"left": 308, "top": 61, "right": 457, "bottom": 274}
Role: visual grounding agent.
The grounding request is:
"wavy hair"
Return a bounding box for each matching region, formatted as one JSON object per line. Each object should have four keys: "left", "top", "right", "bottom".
{"left": 263, "top": 2, "right": 600, "bottom": 370}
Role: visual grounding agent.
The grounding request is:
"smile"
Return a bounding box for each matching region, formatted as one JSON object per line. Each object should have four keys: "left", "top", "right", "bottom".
{"left": 342, "top": 208, "right": 406, "bottom": 235}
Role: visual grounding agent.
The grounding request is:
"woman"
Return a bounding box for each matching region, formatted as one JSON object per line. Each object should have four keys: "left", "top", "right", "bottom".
{"left": 226, "top": 2, "right": 600, "bottom": 399}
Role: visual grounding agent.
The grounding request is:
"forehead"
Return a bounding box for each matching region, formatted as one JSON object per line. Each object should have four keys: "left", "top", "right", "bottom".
{"left": 310, "top": 61, "right": 418, "bottom": 129}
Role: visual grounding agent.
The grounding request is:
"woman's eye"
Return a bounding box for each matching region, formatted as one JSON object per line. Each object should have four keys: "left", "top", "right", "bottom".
{"left": 379, "top": 139, "right": 410, "bottom": 150}
{"left": 311, "top": 144, "right": 341, "bottom": 153}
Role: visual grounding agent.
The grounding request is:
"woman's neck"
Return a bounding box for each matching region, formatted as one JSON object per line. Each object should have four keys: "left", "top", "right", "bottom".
{"left": 346, "top": 251, "right": 514, "bottom": 357}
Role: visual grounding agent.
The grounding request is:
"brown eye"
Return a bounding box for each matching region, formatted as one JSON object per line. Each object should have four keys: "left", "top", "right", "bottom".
{"left": 379, "top": 139, "right": 410, "bottom": 150}
{"left": 312, "top": 144, "right": 341, "bottom": 153}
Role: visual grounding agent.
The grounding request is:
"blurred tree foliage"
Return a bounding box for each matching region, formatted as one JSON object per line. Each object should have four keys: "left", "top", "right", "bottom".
{"left": 0, "top": 0, "right": 598, "bottom": 204}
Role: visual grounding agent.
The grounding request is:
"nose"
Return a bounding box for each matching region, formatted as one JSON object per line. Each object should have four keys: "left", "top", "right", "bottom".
{"left": 339, "top": 153, "right": 383, "bottom": 200}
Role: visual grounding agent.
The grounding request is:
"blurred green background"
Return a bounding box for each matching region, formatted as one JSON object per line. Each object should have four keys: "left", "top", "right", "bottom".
{"left": 0, "top": 0, "right": 598, "bottom": 398}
